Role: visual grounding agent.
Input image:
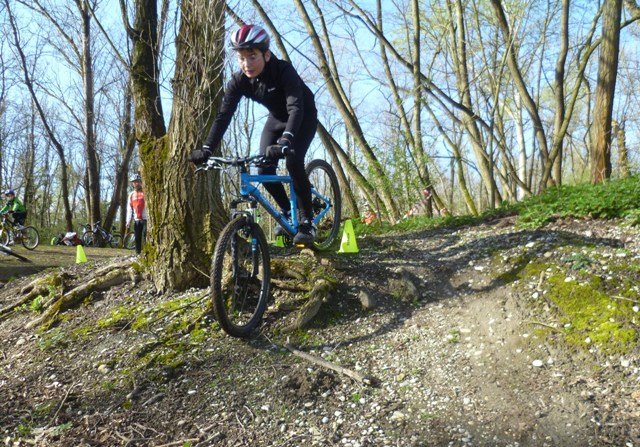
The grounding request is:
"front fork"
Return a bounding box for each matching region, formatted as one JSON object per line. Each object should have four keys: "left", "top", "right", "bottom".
{"left": 230, "top": 199, "right": 260, "bottom": 278}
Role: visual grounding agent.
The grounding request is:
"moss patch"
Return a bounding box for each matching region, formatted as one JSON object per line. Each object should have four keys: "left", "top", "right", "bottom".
{"left": 544, "top": 274, "right": 637, "bottom": 354}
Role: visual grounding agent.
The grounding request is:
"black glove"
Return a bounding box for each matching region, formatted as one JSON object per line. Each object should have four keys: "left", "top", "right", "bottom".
{"left": 189, "top": 147, "right": 212, "bottom": 164}
{"left": 277, "top": 136, "right": 293, "bottom": 153}
{"left": 266, "top": 144, "right": 286, "bottom": 159}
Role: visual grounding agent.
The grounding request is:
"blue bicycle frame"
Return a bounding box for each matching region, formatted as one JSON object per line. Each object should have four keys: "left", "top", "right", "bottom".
{"left": 238, "top": 170, "right": 332, "bottom": 237}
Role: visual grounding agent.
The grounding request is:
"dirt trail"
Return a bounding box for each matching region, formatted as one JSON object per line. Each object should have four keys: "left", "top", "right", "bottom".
{"left": 0, "top": 219, "right": 638, "bottom": 446}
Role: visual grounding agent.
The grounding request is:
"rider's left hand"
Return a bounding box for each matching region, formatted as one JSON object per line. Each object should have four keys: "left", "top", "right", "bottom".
{"left": 188, "top": 147, "right": 212, "bottom": 164}
{"left": 266, "top": 144, "right": 286, "bottom": 159}
{"left": 276, "top": 136, "right": 293, "bottom": 154}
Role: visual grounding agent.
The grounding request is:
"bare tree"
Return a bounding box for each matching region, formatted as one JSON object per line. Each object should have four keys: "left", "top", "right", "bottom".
{"left": 4, "top": 0, "right": 73, "bottom": 231}
{"left": 294, "top": 0, "right": 401, "bottom": 221}
{"left": 591, "top": 0, "right": 623, "bottom": 183}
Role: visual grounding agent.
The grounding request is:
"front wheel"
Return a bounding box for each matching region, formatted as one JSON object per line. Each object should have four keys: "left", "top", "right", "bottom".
{"left": 83, "top": 230, "right": 100, "bottom": 247}
{"left": 124, "top": 233, "right": 135, "bottom": 250}
{"left": 20, "top": 226, "right": 40, "bottom": 250}
{"left": 0, "top": 229, "right": 9, "bottom": 246}
{"left": 306, "top": 159, "right": 342, "bottom": 251}
{"left": 211, "top": 216, "right": 271, "bottom": 338}
{"left": 110, "top": 234, "right": 123, "bottom": 248}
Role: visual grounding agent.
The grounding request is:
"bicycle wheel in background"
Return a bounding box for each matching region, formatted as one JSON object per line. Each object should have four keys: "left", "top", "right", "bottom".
{"left": 0, "top": 229, "right": 9, "bottom": 246}
{"left": 20, "top": 226, "right": 40, "bottom": 250}
{"left": 124, "top": 233, "right": 136, "bottom": 250}
{"left": 83, "top": 230, "right": 99, "bottom": 247}
{"left": 211, "top": 216, "right": 271, "bottom": 338}
{"left": 306, "top": 159, "right": 342, "bottom": 251}
{"left": 110, "top": 234, "right": 123, "bottom": 248}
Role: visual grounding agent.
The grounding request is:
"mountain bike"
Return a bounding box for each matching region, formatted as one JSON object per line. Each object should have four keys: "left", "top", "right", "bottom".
{"left": 82, "top": 220, "right": 122, "bottom": 248}
{"left": 0, "top": 214, "right": 40, "bottom": 250}
{"left": 195, "top": 151, "right": 341, "bottom": 338}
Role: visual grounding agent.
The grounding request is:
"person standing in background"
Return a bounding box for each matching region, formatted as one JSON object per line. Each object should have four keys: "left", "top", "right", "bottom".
{"left": 127, "top": 174, "right": 147, "bottom": 255}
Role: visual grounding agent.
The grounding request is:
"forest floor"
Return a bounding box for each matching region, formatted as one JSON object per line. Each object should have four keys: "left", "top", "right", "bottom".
{"left": 1, "top": 216, "right": 639, "bottom": 446}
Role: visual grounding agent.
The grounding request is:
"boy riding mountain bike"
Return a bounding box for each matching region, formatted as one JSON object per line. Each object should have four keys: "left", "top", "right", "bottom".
{"left": 0, "top": 189, "right": 27, "bottom": 227}
{"left": 189, "top": 24, "right": 318, "bottom": 246}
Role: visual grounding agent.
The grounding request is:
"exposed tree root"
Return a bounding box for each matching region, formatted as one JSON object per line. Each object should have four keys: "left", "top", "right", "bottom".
{"left": 0, "top": 273, "right": 66, "bottom": 321}
{"left": 26, "top": 261, "right": 136, "bottom": 330}
{"left": 283, "top": 278, "right": 335, "bottom": 332}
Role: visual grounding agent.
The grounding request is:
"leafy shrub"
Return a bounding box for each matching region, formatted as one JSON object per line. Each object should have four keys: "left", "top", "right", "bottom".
{"left": 515, "top": 176, "right": 640, "bottom": 228}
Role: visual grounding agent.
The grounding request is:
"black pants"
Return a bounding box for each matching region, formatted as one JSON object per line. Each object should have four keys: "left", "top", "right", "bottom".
{"left": 258, "top": 114, "right": 317, "bottom": 221}
{"left": 134, "top": 219, "right": 146, "bottom": 254}
{"left": 12, "top": 212, "right": 27, "bottom": 226}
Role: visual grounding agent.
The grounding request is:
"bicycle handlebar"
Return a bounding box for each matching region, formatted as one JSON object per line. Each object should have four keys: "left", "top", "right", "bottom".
{"left": 195, "top": 149, "right": 295, "bottom": 173}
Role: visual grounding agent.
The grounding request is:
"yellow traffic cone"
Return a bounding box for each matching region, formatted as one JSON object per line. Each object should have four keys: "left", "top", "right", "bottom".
{"left": 76, "top": 244, "right": 87, "bottom": 263}
{"left": 338, "top": 219, "right": 359, "bottom": 253}
{"left": 274, "top": 235, "right": 286, "bottom": 247}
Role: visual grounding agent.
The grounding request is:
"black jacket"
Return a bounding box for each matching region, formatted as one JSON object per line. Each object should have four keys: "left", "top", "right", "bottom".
{"left": 204, "top": 55, "right": 317, "bottom": 148}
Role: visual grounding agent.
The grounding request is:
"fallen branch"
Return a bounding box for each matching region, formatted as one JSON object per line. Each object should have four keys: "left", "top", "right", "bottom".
{"left": 523, "top": 320, "right": 561, "bottom": 331}
{"left": 47, "top": 383, "right": 75, "bottom": 428}
{"left": 284, "top": 341, "right": 379, "bottom": 387}
{"left": 155, "top": 438, "right": 200, "bottom": 447}
{"left": 611, "top": 295, "right": 640, "bottom": 305}
{"left": 0, "top": 244, "right": 31, "bottom": 262}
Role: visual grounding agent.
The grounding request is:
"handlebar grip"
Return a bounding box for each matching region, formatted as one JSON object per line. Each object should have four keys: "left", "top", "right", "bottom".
{"left": 283, "top": 146, "right": 295, "bottom": 158}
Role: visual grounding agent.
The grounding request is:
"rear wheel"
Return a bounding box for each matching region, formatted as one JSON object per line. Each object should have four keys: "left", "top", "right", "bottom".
{"left": 306, "top": 159, "right": 342, "bottom": 251}
{"left": 211, "top": 216, "right": 271, "bottom": 338}
{"left": 20, "top": 226, "right": 39, "bottom": 250}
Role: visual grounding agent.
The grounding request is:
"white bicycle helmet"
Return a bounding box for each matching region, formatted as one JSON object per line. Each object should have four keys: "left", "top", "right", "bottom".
{"left": 230, "top": 24, "right": 270, "bottom": 52}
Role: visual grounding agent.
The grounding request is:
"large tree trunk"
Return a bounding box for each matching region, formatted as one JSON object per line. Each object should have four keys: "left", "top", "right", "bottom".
{"left": 129, "top": 0, "right": 226, "bottom": 291}
{"left": 591, "top": 0, "right": 623, "bottom": 184}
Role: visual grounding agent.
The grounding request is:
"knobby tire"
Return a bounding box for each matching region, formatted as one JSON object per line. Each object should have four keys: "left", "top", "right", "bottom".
{"left": 306, "top": 159, "right": 342, "bottom": 251}
{"left": 211, "top": 216, "right": 271, "bottom": 338}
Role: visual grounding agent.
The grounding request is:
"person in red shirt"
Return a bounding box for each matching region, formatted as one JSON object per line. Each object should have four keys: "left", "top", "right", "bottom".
{"left": 127, "top": 174, "right": 147, "bottom": 254}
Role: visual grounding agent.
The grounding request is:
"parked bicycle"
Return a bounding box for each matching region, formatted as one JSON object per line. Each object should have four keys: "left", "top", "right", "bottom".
{"left": 82, "top": 220, "right": 122, "bottom": 248}
{"left": 0, "top": 214, "right": 39, "bottom": 250}
{"left": 195, "top": 150, "right": 341, "bottom": 338}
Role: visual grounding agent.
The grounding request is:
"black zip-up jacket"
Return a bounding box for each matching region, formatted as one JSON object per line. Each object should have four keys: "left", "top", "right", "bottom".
{"left": 204, "top": 55, "right": 317, "bottom": 149}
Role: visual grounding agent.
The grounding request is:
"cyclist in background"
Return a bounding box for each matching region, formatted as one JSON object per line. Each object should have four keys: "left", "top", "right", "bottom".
{"left": 127, "top": 175, "right": 147, "bottom": 255}
{"left": 0, "top": 189, "right": 27, "bottom": 227}
{"left": 189, "top": 24, "right": 318, "bottom": 246}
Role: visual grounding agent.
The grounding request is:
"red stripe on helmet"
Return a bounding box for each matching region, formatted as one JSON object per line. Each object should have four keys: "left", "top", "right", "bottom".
{"left": 237, "top": 25, "right": 253, "bottom": 44}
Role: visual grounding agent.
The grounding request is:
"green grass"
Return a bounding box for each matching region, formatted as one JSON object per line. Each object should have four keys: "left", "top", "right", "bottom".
{"left": 351, "top": 176, "right": 640, "bottom": 236}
